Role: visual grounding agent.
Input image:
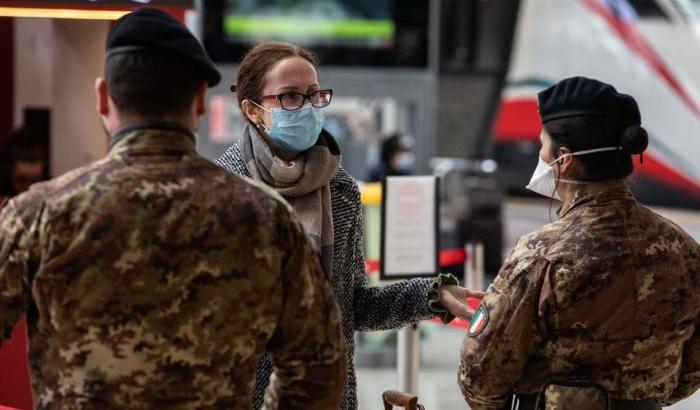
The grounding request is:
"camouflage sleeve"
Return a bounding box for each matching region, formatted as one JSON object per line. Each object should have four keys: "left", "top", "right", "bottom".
{"left": 666, "top": 321, "right": 700, "bottom": 405}
{"left": 458, "top": 247, "right": 550, "bottom": 410}
{"left": 667, "top": 243, "right": 700, "bottom": 404}
{"left": 0, "top": 200, "right": 34, "bottom": 343}
{"left": 262, "top": 204, "right": 347, "bottom": 410}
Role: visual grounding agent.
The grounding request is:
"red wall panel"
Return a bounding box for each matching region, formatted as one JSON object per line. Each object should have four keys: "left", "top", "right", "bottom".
{"left": 0, "top": 17, "right": 13, "bottom": 149}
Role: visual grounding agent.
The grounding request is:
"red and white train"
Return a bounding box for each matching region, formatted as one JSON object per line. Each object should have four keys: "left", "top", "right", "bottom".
{"left": 492, "top": 0, "right": 700, "bottom": 208}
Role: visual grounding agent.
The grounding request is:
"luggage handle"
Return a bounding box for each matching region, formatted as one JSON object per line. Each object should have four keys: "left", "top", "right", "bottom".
{"left": 382, "top": 390, "right": 425, "bottom": 410}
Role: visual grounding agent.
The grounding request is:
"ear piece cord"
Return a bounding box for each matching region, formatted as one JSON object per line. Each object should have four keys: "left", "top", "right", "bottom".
{"left": 548, "top": 186, "right": 556, "bottom": 223}
{"left": 549, "top": 166, "right": 561, "bottom": 223}
{"left": 549, "top": 149, "right": 562, "bottom": 222}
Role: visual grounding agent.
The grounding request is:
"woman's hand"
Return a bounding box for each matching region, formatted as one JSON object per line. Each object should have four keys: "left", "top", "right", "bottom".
{"left": 438, "top": 285, "right": 485, "bottom": 321}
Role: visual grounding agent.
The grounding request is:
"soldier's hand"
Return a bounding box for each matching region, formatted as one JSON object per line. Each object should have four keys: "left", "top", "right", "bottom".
{"left": 438, "top": 285, "right": 485, "bottom": 321}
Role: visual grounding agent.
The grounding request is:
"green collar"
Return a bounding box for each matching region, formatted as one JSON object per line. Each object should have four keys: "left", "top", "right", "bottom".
{"left": 558, "top": 179, "right": 634, "bottom": 218}
{"left": 108, "top": 123, "right": 197, "bottom": 157}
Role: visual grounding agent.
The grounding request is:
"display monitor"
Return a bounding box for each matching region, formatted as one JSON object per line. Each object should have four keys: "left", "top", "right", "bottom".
{"left": 0, "top": 0, "right": 193, "bottom": 5}
{"left": 204, "top": 0, "right": 429, "bottom": 67}
{"left": 224, "top": 0, "right": 393, "bottom": 47}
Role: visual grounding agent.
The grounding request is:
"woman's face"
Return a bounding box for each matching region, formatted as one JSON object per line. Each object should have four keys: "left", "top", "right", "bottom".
{"left": 254, "top": 56, "right": 320, "bottom": 129}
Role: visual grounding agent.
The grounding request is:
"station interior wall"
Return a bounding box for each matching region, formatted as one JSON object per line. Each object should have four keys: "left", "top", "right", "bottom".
{"left": 0, "top": 18, "right": 12, "bottom": 148}
{"left": 13, "top": 18, "right": 110, "bottom": 177}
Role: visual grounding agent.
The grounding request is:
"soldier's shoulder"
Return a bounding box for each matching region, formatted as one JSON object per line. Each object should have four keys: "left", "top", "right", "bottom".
{"left": 492, "top": 223, "right": 563, "bottom": 290}
{"left": 203, "top": 160, "right": 293, "bottom": 216}
{"left": 636, "top": 204, "right": 698, "bottom": 247}
{"left": 206, "top": 143, "right": 291, "bottom": 208}
{"left": 514, "top": 221, "right": 564, "bottom": 257}
{"left": 10, "top": 159, "right": 106, "bottom": 214}
{"left": 241, "top": 176, "right": 292, "bottom": 212}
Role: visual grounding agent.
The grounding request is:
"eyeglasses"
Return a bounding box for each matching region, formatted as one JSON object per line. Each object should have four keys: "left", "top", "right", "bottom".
{"left": 260, "top": 89, "right": 333, "bottom": 111}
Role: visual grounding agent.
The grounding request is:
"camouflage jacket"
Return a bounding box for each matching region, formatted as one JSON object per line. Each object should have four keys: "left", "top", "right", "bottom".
{"left": 459, "top": 180, "right": 700, "bottom": 409}
{"left": 0, "top": 126, "right": 346, "bottom": 410}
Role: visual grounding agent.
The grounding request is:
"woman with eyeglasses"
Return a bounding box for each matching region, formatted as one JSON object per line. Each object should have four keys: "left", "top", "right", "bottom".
{"left": 215, "top": 42, "right": 483, "bottom": 410}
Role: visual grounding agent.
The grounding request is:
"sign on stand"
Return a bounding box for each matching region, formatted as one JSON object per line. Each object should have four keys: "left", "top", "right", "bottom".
{"left": 380, "top": 175, "right": 439, "bottom": 280}
{"left": 380, "top": 175, "right": 439, "bottom": 395}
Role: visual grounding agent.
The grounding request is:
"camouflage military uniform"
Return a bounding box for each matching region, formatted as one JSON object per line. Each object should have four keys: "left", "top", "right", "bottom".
{"left": 0, "top": 127, "right": 346, "bottom": 410}
{"left": 459, "top": 180, "right": 700, "bottom": 409}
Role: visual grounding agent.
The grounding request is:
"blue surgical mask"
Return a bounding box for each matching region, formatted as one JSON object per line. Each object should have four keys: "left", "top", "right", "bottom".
{"left": 393, "top": 152, "right": 416, "bottom": 174}
{"left": 252, "top": 101, "right": 325, "bottom": 153}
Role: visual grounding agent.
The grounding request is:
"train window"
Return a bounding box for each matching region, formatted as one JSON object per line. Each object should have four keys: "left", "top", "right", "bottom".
{"left": 684, "top": 0, "right": 700, "bottom": 19}
{"left": 626, "top": 0, "right": 670, "bottom": 18}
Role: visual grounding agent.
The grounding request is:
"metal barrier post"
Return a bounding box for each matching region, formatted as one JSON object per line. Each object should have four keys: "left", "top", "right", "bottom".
{"left": 397, "top": 323, "right": 420, "bottom": 394}
{"left": 474, "top": 242, "right": 485, "bottom": 292}
{"left": 464, "top": 243, "right": 474, "bottom": 290}
{"left": 464, "top": 242, "right": 485, "bottom": 291}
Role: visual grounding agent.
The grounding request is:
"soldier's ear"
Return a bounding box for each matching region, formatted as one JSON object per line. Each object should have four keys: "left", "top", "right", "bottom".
{"left": 560, "top": 146, "right": 572, "bottom": 160}
{"left": 558, "top": 147, "right": 575, "bottom": 175}
{"left": 95, "top": 78, "right": 109, "bottom": 116}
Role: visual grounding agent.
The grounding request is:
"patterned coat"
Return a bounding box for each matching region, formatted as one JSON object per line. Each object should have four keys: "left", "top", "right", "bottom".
{"left": 459, "top": 180, "right": 700, "bottom": 409}
{"left": 215, "top": 143, "right": 438, "bottom": 410}
{"left": 0, "top": 127, "right": 346, "bottom": 410}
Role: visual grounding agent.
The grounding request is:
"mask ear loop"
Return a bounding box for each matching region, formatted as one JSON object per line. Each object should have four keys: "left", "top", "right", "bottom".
{"left": 247, "top": 99, "right": 272, "bottom": 133}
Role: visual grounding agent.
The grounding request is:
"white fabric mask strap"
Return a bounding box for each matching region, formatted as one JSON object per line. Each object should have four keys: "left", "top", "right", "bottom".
{"left": 572, "top": 146, "right": 623, "bottom": 156}
{"left": 249, "top": 100, "right": 272, "bottom": 113}
{"left": 550, "top": 146, "right": 623, "bottom": 184}
{"left": 549, "top": 146, "right": 622, "bottom": 166}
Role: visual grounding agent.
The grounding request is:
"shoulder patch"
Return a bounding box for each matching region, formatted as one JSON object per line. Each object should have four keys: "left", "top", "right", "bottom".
{"left": 468, "top": 304, "right": 489, "bottom": 337}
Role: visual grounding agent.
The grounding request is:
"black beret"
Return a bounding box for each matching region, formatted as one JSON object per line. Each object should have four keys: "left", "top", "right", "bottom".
{"left": 106, "top": 8, "right": 220, "bottom": 87}
{"left": 538, "top": 76, "right": 640, "bottom": 125}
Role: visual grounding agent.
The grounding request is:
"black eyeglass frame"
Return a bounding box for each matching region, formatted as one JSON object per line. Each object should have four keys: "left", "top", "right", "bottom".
{"left": 258, "top": 89, "right": 334, "bottom": 111}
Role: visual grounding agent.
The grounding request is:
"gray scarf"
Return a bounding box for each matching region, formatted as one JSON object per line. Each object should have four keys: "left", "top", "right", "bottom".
{"left": 241, "top": 125, "right": 340, "bottom": 276}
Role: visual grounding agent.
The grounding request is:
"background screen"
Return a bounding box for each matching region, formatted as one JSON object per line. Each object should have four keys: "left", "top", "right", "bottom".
{"left": 224, "top": 0, "right": 395, "bottom": 48}
{"left": 204, "top": 0, "right": 428, "bottom": 67}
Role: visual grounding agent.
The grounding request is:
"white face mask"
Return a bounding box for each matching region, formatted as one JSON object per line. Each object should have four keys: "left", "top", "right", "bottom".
{"left": 526, "top": 146, "right": 623, "bottom": 200}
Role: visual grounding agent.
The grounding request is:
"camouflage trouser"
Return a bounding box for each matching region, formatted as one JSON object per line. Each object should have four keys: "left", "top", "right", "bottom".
{"left": 514, "top": 389, "right": 661, "bottom": 410}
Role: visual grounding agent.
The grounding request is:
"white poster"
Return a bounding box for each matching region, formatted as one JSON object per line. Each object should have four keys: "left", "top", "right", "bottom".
{"left": 381, "top": 176, "right": 438, "bottom": 279}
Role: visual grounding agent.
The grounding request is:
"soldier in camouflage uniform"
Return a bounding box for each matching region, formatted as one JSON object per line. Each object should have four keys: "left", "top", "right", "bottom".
{"left": 459, "top": 77, "right": 700, "bottom": 410}
{"left": 0, "top": 8, "right": 346, "bottom": 410}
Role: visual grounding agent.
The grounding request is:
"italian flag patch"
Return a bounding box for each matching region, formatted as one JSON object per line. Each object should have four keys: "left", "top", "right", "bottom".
{"left": 468, "top": 305, "right": 489, "bottom": 336}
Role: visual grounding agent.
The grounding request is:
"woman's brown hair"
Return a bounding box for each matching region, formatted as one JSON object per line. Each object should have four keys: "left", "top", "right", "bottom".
{"left": 234, "top": 42, "right": 318, "bottom": 110}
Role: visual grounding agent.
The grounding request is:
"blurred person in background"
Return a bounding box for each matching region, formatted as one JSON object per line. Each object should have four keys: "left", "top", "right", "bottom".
{"left": 459, "top": 77, "right": 700, "bottom": 410}
{"left": 0, "top": 9, "right": 346, "bottom": 409}
{"left": 0, "top": 129, "right": 47, "bottom": 202}
{"left": 216, "top": 41, "right": 484, "bottom": 410}
{"left": 368, "top": 132, "right": 416, "bottom": 182}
